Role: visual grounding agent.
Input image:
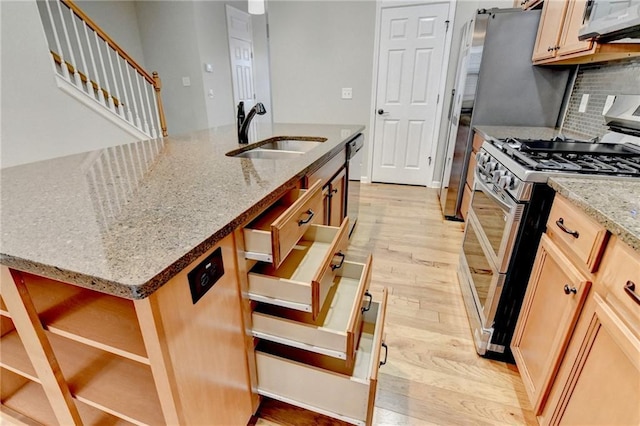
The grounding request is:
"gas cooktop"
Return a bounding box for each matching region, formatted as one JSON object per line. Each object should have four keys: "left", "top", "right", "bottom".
{"left": 489, "top": 137, "right": 640, "bottom": 177}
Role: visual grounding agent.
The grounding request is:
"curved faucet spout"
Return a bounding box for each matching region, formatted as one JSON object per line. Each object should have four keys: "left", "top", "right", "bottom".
{"left": 238, "top": 102, "right": 267, "bottom": 144}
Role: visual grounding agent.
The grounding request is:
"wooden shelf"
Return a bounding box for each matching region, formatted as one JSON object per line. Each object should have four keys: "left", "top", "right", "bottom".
{"left": 0, "top": 317, "right": 39, "bottom": 383}
{"left": 46, "top": 332, "right": 164, "bottom": 425}
{"left": 21, "top": 272, "right": 149, "bottom": 364}
{"left": 1, "top": 368, "right": 136, "bottom": 425}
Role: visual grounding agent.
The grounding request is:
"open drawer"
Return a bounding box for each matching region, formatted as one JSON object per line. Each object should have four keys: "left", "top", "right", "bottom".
{"left": 244, "top": 180, "right": 323, "bottom": 268}
{"left": 255, "top": 288, "right": 388, "bottom": 426}
{"left": 248, "top": 218, "right": 349, "bottom": 318}
{"left": 251, "top": 255, "right": 372, "bottom": 364}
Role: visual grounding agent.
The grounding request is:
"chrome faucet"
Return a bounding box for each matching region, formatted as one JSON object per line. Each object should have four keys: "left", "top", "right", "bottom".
{"left": 237, "top": 102, "right": 266, "bottom": 144}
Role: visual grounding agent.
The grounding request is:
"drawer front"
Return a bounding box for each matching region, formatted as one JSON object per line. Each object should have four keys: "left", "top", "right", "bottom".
{"left": 600, "top": 238, "right": 640, "bottom": 329}
{"left": 248, "top": 219, "right": 350, "bottom": 318}
{"left": 546, "top": 195, "right": 608, "bottom": 271}
{"left": 251, "top": 256, "right": 372, "bottom": 363}
{"left": 244, "top": 180, "right": 323, "bottom": 267}
{"left": 255, "top": 288, "right": 388, "bottom": 425}
{"left": 306, "top": 149, "right": 346, "bottom": 188}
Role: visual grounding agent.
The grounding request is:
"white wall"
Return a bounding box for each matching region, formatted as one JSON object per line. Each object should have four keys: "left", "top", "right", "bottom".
{"left": 74, "top": 0, "right": 147, "bottom": 68}
{"left": 268, "top": 0, "right": 376, "bottom": 178}
{"left": 0, "top": 1, "right": 139, "bottom": 168}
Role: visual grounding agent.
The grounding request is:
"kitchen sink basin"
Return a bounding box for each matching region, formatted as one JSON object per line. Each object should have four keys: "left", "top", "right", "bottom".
{"left": 227, "top": 136, "right": 327, "bottom": 159}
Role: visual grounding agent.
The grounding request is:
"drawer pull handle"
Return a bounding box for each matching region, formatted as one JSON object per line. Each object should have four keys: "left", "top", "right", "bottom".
{"left": 624, "top": 281, "right": 640, "bottom": 305}
{"left": 361, "top": 291, "right": 373, "bottom": 313}
{"left": 555, "top": 218, "right": 579, "bottom": 238}
{"left": 380, "top": 342, "right": 388, "bottom": 367}
{"left": 297, "top": 209, "right": 315, "bottom": 226}
{"left": 563, "top": 284, "right": 577, "bottom": 295}
{"left": 331, "top": 252, "right": 346, "bottom": 271}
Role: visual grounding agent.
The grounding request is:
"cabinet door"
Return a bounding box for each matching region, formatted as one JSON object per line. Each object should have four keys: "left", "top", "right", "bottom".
{"left": 532, "top": 0, "right": 568, "bottom": 61}
{"left": 511, "top": 234, "right": 591, "bottom": 414}
{"left": 328, "top": 168, "right": 346, "bottom": 228}
{"left": 557, "top": 0, "right": 594, "bottom": 57}
{"left": 544, "top": 294, "right": 640, "bottom": 426}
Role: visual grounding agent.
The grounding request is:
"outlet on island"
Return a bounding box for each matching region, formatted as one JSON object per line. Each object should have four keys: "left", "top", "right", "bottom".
{"left": 188, "top": 247, "right": 224, "bottom": 304}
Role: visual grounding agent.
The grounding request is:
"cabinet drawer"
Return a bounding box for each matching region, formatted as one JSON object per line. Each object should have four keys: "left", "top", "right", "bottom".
{"left": 600, "top": 238, "right": 640, "bottom": 328}
{"left": 252, "top": 255, "right": 372, "bottom": 364}
{"left": 255, "top": 288, "right": 388, "bottom": 426}
{"left": 244, "top": 180, "right": 324, "bottom": 268}
{"left": 546, "top": 195, "right": 608, "bottom": 271}
{"left": 248, "top": 219, "right": 350, "bottom": 318}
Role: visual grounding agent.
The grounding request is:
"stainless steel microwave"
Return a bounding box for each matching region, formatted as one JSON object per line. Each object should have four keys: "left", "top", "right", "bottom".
{"left": 579, "top": 0, "right": 640, "bottom": 41}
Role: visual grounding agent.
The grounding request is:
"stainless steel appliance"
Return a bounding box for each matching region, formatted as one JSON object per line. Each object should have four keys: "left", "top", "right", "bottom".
{"left": 458, "top": 95, "right": 640, "bottom": 361}
{"left": 438, "top": 8, "right": 572, "bottom": 220}
{"left": 579, "top": 0, "right": 640, "bottom": 42}
{"left": 346, "top": 134, "right": 364, "bottom": 237}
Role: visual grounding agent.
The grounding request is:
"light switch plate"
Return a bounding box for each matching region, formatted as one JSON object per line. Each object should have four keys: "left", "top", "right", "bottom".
{"left": 579, "top": 94, "right": 589, "bottom": 113}
{"left": 603, "top": 95, "right": 616, "bottom": 115}
{"left": 182, "top": 77, "right": 191, "bottom": 87}
{"left": 204, "top": 63, "right": 213, "bottom": 73}
{"left": 342, "top": 88, "right": 353, "bottom": 100}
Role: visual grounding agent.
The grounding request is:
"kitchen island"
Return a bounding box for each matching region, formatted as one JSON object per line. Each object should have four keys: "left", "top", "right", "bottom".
{"left": 0, "top": 123, "right": 374, "bottom": 425}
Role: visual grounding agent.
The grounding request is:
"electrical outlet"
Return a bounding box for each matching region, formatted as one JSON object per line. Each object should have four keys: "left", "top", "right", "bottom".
{"left": 579, "top": 94, "right": 589, "bottom": 113}
{"left": 341, "top": 88, "right": 353, "bottom": 100}
{"left": 182, "top": 77, "right": 191, "bottom": 87}
{"left": 204, "top": 63, "right": 213, "bottom": 73}
{"left": 208, "top": 89, "right": 214, "bottom": 99}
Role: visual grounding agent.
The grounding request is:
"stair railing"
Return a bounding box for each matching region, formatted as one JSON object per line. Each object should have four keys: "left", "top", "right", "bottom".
{"left": 38, "top": 0, "right": 167, "bottom": 138}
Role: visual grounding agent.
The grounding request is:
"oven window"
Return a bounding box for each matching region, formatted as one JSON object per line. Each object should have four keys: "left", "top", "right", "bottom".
{"left": 462, "top": 218, "right": 495, "bottom": 309}
{"left": 470, "top": 188, "right": 509, "bottom": 258}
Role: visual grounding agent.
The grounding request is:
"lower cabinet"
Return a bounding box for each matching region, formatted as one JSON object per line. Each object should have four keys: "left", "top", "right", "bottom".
{"left": 512, "top": 194, "right": 640, "bottom": 425}
{"left": 540, "top": 293, "right": 640, "bottom": 425}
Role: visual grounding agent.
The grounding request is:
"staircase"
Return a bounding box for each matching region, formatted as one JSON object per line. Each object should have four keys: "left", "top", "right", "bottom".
{"left": 36, "top": 0, "right": 167, "bottom": 139}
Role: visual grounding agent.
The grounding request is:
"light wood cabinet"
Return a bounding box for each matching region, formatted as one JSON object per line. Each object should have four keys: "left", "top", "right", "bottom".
{"left": 328, "top": 167, "right": 347, "bottom": 227}
{"left": 0, "top": 234, "right": 254, "bottom": 425}
{"left": 532, "top": 0, "right": 640, "bottom": 65}
{"left": 513, "top": 193, "right": 640, "bottom": 425}
{"left": 306, "top": 148, "right": 348, "bottom": 227}
{"left": 512, "top": 234, "right": 591, "bottom": 414}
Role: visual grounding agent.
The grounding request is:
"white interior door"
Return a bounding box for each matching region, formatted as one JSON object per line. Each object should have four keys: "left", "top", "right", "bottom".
{"left": 227, "top": 6, "right": 255, "bottom": 112}
{"left": 372, "top": 3, "right": 449, "bottom": 186}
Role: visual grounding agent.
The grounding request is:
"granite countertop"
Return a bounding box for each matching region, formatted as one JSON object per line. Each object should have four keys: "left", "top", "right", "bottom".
{"left": 0, "top": 123, "right": 363, "bottom": 299}
{"left": 474, "top": 125, "right": 590, "bottom": 142}
{"left": 547, "top": 177, "right": 640, "bottom": 251}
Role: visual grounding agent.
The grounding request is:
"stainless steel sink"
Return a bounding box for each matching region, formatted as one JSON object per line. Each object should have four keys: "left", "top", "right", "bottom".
{"left": 227, "top": 136, "right": 327, "bottom": 159}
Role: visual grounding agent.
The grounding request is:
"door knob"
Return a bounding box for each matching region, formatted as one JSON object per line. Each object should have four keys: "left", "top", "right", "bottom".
{"left": 377, "top": 109, "right": 385, "bottom": 115}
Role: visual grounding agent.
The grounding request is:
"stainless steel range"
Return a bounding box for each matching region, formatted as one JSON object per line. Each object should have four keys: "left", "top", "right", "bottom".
{"left": 458, "top": 95, "right": 640, "bottom": 361}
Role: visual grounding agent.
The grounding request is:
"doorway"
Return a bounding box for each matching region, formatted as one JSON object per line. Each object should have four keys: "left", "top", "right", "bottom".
{"left": 371, "top": 2, "right": 450, "bottom": 186}
{"left": 226, "top": 5, "right": 256, "bottom": 114}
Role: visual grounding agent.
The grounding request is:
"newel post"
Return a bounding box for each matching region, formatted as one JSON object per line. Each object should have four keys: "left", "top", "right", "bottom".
{"left": 153, "top": 72, "right": 168, "bottom": 137}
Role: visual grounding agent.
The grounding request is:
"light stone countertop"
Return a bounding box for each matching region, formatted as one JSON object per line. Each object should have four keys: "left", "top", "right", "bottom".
{"left": 474, "top": 125, "right": 591, "bottom": 142}
{"left": 0, "top": 123, "right": 364, "bottom": 299}
{"left": 547, "top": 177, "right": 640, "bottom": 251}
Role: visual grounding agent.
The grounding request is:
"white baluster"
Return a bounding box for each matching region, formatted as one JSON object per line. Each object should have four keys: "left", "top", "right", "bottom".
{"left": 69, "top": 7, "right": 90, "bottom": 96}
{"left": 99, "top": 39, "right": 115, "bottom": 111}
{"left": 134, "top": 72, "right": 150, "bottom": 135}
{"left": 45, "top": 0, "right": 69, "bottom": 80}
{"left": 56, "top": 0, "right": 82, "bottom": 87}
{"left": 124, "top": 62, "right": 142, "bottom": 130}
{"left": 116, "top": 55, "right": 133, "bottom": 124}
{"left": 143, "top": 83, "right": 158, "bottom": 138}
{"left": 82, "top": 21, "right": 104, "bottom": 103}
{"left": 105, "top": 45, "right": 121, "bottom": 114}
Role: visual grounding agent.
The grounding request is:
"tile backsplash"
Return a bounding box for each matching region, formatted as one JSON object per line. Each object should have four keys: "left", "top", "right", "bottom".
{"left": 562, "top": 57, "right": 640, "bottom": 138}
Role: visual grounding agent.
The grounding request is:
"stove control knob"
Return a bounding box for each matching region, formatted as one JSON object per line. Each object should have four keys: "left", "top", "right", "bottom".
{"left": 491, "top": 170, "right": 506, "bottom": 183}
{"left": 499, "top": 174, "right": 515, "bottom": 190}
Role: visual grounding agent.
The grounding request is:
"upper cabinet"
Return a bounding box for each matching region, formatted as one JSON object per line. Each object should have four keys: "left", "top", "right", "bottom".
{"left": 532, "top": 0, "right": 640, "bottom": 65}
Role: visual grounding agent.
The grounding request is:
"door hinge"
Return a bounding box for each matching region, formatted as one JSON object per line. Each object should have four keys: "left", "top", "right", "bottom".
{"left": 445, "top": 20, "right": 450, "bottom": 32}
{"left": 437, "top": 94, "right": 440, "bottom": 104}
{"left": 428, "top": 156, "right": 432, "bottom": 165}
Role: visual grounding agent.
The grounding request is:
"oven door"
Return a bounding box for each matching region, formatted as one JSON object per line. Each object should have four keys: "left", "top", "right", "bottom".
{"left": 459, "top": 172, "right": 525, "bottom": 352}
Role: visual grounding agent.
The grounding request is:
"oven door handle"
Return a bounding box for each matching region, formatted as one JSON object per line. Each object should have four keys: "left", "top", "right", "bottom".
{"left": 474, "top": 170, "right": 516, "bottom": 213}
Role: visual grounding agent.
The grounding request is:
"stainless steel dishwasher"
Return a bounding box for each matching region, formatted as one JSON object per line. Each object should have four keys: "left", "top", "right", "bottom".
{"left": 346, "top": 134, "right": 364, "bottom": 237}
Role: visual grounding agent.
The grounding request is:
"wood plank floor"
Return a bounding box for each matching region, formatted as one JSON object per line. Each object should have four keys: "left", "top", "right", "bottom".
{"left": 255, "top": 183, "right": 536, "bottom": 425}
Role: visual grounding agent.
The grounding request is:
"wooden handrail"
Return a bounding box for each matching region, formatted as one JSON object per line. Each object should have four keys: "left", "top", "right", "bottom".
{"left": 51, "top": 50, "right": 121, "bottom": 107}
{"left": 60, "top": 0, "right": 154, "bottom": 86}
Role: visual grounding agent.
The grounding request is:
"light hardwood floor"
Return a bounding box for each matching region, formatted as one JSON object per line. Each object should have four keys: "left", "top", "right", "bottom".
{"left": 255, "top": 183, "right": 536, "bottom": 425}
